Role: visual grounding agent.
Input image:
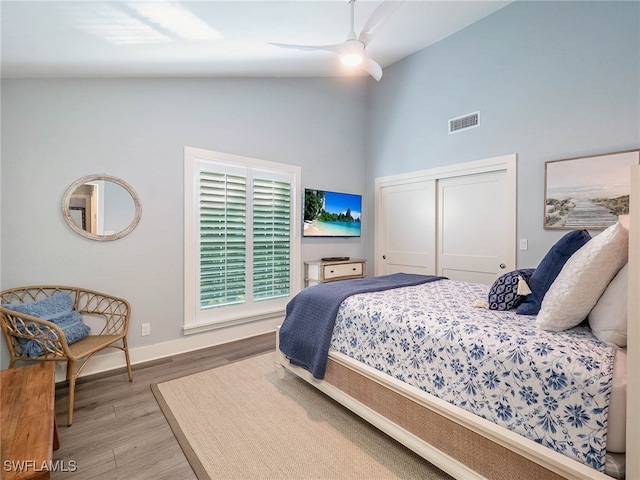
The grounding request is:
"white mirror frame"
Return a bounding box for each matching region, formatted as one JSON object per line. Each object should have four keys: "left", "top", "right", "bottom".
{"left": 61, "top": 174, "right": 142, "bottom": 241}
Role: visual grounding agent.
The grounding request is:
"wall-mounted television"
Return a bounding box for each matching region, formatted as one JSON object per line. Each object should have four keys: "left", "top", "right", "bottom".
{"left": 303, "top": 189, "right": 361, "bottom": 237}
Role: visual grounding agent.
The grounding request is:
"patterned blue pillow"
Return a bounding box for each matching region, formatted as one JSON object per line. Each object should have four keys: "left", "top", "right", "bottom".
{"left": 488, "top": 268, "right": 535, "bottom": 311}
{"left": 3, "top": 293, "right": 90, "bottom": 358}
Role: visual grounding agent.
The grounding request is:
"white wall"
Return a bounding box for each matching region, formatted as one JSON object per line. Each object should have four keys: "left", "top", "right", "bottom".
{"left": 1, "top": 77, "right": 367, "bottom": 369}
{"left": 365, "top": 1, "right": 640, "bottom": 269}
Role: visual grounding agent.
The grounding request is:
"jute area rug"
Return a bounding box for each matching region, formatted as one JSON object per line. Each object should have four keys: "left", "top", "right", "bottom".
{"left": 151, "top": 352, "right": 453, "bottom": 480}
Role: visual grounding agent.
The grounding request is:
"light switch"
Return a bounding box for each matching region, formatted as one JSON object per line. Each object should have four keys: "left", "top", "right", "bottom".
{"left": 519, "top": 239, "right": 528, "bottom": 250}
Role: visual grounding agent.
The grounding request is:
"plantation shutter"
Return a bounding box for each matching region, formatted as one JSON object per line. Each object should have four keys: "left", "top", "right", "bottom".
{"left": 185, "top": 147, "right": 300, "bottom": 331}
{"left": 252, "top": 178, "right": 291, "bottom": 300}
{"left": 199, "top": 171, "right": 246, "bottom": 309}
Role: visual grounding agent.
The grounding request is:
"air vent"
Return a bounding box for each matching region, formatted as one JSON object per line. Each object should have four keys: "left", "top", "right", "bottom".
{"left": 449, "top": 111, "right": 480, "bottom": 134}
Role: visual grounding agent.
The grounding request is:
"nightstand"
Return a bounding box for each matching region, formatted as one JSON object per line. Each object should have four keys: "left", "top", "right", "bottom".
{"left": 304, "top": 258, "right": 366, "bottom": 287}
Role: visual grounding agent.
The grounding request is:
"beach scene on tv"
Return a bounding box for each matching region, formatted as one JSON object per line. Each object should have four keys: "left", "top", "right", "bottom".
{"left": 304, "top": 189, "right": 361, "bottom": 237}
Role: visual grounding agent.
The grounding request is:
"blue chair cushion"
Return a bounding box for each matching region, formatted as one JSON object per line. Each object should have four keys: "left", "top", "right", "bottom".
{"left": 487, "top": 268, "right": 535, "bottom": 311}
{"left": 3, "top": 292, "right": 90, "bottom": 358}
{"left": 516, "top": 230, "right": 591, "bottom": 315}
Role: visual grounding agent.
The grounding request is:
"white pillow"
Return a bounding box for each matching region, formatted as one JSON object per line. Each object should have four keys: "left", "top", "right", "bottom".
{"left": 588, "top": 264, "right": 628, "bottom": 346}
{"left": 537, "top": 222, "right": 629, "bottom": 332}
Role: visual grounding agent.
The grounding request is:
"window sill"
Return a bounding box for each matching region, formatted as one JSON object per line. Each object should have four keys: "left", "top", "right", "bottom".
{"left": 183, "top": 309, "right": 286, "bottom": 335}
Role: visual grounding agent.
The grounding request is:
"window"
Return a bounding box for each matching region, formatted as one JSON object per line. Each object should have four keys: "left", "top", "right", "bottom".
{"left": 184, "top": 147, "right": 301, "bottom": 332}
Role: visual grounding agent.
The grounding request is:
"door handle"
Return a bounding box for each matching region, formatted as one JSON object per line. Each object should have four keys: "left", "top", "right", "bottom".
{"left": 499, "top": 263, "right": 506, "bottom": 269}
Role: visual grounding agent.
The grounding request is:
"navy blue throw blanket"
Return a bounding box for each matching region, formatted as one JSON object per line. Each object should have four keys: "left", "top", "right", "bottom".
{"left": 279, "top": 273, "right": 445, "bottom": 379}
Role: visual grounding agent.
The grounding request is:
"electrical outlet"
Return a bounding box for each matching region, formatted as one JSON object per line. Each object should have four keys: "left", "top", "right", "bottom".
{"left": 141, "top": 323, "right": 151, "bottom": 336}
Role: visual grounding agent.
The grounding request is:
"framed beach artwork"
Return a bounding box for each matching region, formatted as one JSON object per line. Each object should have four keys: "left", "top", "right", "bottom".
{"left": 544, "top": 149, "right": 640, "bottom": 229}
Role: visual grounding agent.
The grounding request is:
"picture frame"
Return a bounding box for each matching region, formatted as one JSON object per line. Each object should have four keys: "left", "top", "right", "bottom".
{"left": 544, "top": 149, "right": 640, "bottom": 229}
{"left": 69, "top": 206, "right": 86, "bottom": 230}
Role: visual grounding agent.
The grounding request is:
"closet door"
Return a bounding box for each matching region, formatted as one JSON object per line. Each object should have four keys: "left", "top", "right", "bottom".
{"left": 378, "top": 180, "right": 436, "bottom": 275}
{"left": 437, "top": 170, "right": 513, "bottom": 284}
{"left": 375, "top": 154, "right": 516, "bottom": 280}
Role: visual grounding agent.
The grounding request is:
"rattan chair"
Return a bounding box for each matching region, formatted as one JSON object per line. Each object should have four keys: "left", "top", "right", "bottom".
{"left": 0, "top": 285, "right": 133, "bottom": 426}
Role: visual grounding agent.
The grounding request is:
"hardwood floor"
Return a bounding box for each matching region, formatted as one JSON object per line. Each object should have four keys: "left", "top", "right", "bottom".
{"left": 51, "top": 332, "right": 276, "bottom": 480}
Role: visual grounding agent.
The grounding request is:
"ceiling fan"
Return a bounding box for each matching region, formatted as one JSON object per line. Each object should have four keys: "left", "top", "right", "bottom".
{"left": 269, "top": 0, "right": 404, "bottom": 81}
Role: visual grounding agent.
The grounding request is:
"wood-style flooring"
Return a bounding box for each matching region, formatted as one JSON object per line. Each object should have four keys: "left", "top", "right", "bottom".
{"left": 51, "top": 332, "right": 276, "bottom": 480}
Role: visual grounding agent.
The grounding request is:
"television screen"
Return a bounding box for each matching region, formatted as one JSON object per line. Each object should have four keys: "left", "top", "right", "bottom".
{"left": 303, "top": 189, "right": 361, "bottom": 237}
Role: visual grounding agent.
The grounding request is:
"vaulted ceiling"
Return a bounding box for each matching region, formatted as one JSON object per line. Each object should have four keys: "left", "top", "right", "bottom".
{"left": 1, "top": 1, "right": 510, "bottom": 79}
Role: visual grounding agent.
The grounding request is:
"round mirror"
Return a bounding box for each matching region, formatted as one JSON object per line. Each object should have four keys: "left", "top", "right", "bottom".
{"left": 61, "top": 174, "right": 142, "bottom": 241}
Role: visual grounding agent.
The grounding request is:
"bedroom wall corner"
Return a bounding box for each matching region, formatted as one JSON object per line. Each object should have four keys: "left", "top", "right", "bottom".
{"left": 364, "top": 0, "right": 640, "bottom": 272}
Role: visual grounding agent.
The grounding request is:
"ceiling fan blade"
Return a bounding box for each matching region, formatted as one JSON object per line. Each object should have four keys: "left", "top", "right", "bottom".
{"left": 358, "top": 0, "right": 405, "bottom": 46}
{"left": 268, "top": 42, "right": 343, "bottom": 54}
{"left": 360, "top": 55, "right": 383, "bottom": 81}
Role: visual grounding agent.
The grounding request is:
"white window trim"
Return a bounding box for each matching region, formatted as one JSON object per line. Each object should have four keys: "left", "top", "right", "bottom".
{"left": 184, "top": 146, "right": 301, "bottom": 334}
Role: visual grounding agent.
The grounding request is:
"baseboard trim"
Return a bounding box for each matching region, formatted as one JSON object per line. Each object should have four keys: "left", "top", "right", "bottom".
{"left": 54, "top": 315, "right": 281, "bottom": 382}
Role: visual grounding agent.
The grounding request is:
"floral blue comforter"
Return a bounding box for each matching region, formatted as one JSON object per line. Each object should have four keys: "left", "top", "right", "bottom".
{"left": 329, "top": 279, "right": 617, "bottom": 471}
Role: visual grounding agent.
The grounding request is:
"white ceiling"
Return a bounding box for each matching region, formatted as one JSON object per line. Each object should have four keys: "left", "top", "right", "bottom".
{"left": 1, "top": 1, "right": 511, "bottom": 80}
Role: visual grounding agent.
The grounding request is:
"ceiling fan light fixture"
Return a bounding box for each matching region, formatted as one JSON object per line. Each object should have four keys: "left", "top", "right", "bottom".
{"left": 340, "top": 52, "right": 363, "bottom": 67}
{"left": 340, "top": 39, "right": 364, "bottom": 67}
{"left": 269, "top": 0, "right": 404, "bottom": 80}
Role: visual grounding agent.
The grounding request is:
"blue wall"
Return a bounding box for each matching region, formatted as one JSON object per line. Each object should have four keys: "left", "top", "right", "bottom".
{"left": 1, "top": 77, "right": 367, "bottom": 366}
{"left": 366, "top": 0, "right": 640, "bottom": 267}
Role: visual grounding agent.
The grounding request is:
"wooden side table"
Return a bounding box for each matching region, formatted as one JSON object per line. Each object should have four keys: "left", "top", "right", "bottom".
{"left": 1, "top": 363, "right": 59, "bottom": 480}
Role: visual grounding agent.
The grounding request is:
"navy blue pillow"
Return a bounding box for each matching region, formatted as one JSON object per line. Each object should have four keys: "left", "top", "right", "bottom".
{"left": 488, "top": 268, "right": 535, "bottom": 311}
{"left": 516, "top": 229, "right": 591, "bottom": 315}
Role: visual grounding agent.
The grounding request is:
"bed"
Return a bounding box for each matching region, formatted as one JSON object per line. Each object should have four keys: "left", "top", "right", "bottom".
{"left": 275, "top": 167, "right": 638, "bottom": 480}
